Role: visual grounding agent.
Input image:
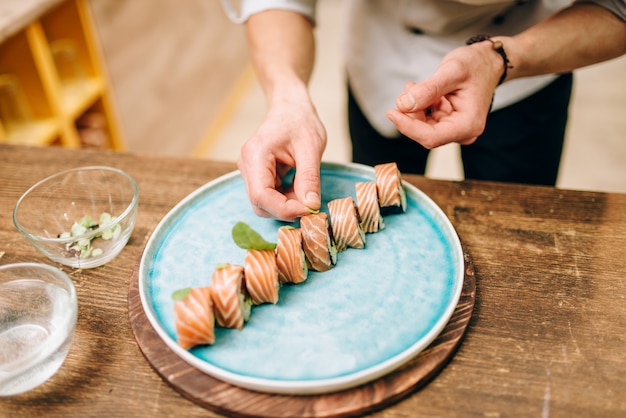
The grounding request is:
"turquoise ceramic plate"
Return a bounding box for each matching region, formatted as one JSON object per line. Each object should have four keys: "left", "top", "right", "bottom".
{"left": 139, "top": 162, "right": 464, "bottom": 395}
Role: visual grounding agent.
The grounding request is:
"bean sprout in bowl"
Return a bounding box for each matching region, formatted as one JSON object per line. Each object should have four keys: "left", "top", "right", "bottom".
{"left": 13, "top": 166, "right": 138, "bottom": 269}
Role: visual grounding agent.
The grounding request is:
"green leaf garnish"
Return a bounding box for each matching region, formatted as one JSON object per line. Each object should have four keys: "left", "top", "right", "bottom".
{"left": 99, "top": 212, "right": 113, "bottom": 225}
{"left": 78, "top": 215, "right": 96, "bottom": 228}
{"left": 71, "top": 222, "right": 88, "bottom": 236}
{"left": 101, "top": 223, "right": 121, "bottom": 240}
{"left": 172, "top": 288, "right": 192, "bottom": 301}
{"left": 306, "top": 207, "right": 320, "bottom": 214}
{"left": 232, "top": 222, "right": 276, "bottom": 250}
{"left": 59, "top": 211, "right": 122, "bottom": 259}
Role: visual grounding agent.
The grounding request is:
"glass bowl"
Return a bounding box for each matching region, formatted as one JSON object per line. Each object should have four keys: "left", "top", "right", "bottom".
{"left": 0, "top": 262, "right": 78, "bottom": 396}
{"left": 13, "top": 166, "right": 139, "bottom": 269}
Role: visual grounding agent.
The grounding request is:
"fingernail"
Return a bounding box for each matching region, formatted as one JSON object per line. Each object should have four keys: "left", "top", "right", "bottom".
{"left": 305, "top": 191, "right": 320, "bottom": 207}
{"left": 399, "top": 93, "right": 416, "bottom": 110}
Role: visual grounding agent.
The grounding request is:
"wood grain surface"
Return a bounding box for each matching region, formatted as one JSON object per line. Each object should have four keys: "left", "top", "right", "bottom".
{"left": 127, "top": 242, "right": 475, "bottom": 418}
{"left": 1, "top": 144, "right": 625, "bottom": 417}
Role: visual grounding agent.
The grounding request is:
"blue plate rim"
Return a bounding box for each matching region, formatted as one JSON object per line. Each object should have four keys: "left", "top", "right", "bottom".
{"left": 138, "top": 161, "right": 464, "bottom": 395}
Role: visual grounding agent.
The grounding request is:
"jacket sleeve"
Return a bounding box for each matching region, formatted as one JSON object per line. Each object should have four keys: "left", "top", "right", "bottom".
{"left": 575, "top": 0, "right": 626, "bottom": 21}
{"left": 220, "top": 0, "right": 317, "bottom": 24}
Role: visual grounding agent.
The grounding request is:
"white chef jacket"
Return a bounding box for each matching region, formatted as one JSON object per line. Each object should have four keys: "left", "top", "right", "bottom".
{"left": 222, "top": 0, "right": 626, "bottom": 137}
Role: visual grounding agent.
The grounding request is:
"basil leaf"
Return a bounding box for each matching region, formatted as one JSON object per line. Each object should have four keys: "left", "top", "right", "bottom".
{"left": 172, "top": 288, "right": 191, "bottom": 301}
{"left": 232, "top": 222, "right": 276, "bottom": 250}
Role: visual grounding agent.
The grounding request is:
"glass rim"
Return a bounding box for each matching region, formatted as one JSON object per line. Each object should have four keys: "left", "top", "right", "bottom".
{"left": 0, "top": 262, "right": 77, "bottom": 297}
{"left": 12, "top": 166, "right": 139, "bottom": 243}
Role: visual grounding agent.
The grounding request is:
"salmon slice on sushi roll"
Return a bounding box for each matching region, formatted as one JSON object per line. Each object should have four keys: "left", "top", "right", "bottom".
{"left": 327, "top": 197, "right": 365, "bottom": 251}
{"left": 210, "top": 263, "right": 251, "bottom": 330}
{"left": 375, "top": 162, "right": 407, "bottom": 214}
{"left": 276, "top": 226, "right": 308, "bottom": 284}
{"left": 172, "top": 286, "right": 215, "bottom": 349}
{"left": 355, "top": 181, "right": 384, "bottom": 233}
{"left": 300, "top": 212, "right": 338, "bottom": 272}
{"left": 244, "top": 249, "right": 280, "bottom": 304}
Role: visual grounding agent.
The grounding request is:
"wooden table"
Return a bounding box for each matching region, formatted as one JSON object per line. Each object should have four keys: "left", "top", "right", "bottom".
{"left": 1, "top": 143, "right": 625, "bottom": 417}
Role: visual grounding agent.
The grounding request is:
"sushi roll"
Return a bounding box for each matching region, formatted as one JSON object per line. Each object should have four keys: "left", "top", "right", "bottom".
{"left": 210, "top": 263, "right": 251, "bottom": 330}
{"left": 244, "top": 249, "right": 280, "bottom": 304}
{"left": 327, "top": 197, "right": 365, "bottom": 251}
{"left": 375, "top": 162, "right": 407, "bottom": 214}
{"left": 173, "top": 286, "right": 215, "bottom": 349}
{"left": 276, "top": 226, "right": 308, "bottom": 284}
{"left": 300, "top": 212, "right": 338, "bottom": 272}
{"left": 355, "top": 181, "right": 384, "bottom": 233}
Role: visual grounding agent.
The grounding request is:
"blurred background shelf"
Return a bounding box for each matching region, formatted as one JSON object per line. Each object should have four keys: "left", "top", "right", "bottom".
{"left": 0, "top": 0, "right": 124, "bottom": 150}
{"left": 1, "top": 0, "right": 624, "bottom": 193}
{"left": 0, "top": 118, "right": 58, "bottom": 146}
{"left": 59, "top": 77, "right": 104, "bottom": 119}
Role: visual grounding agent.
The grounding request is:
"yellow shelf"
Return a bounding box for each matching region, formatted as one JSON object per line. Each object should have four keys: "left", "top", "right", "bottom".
{"left": 60, "top": 76, "right": 103, "bottom": 119}
{"left": 3, "top": 118, "right": 58, "bottom": 146}
{"left": 0, "top": 0, "right": 124, "bottom": 150}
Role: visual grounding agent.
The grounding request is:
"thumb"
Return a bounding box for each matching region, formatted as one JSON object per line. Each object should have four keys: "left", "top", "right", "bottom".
{"left": 396, "top": 73, "right": 455, "bottom": 113}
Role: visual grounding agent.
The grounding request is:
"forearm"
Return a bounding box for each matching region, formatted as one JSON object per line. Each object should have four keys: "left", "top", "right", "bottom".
{"left": 501, "top": 3, "right": 626, "bottom": 81}
{"left": 246, "top": 10, "right": 316, "bottom": 106}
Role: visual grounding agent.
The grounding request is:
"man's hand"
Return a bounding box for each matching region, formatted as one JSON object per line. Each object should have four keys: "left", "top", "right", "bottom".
{"left": 238, "top": 93, "right": 326, "bottom": 221}
{"left": 386, "top": 40, "right": 503, "bottom": 148}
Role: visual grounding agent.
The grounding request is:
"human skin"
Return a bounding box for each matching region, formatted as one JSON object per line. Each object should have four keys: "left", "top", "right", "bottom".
{"left": 241, "top": 3, "right": 626, "bottom": 221}
{"left": 238, "top": 11, "right": 323, "bottom": 221}
{"left": 387, "top": 3, "right": 626, "bottom": 148}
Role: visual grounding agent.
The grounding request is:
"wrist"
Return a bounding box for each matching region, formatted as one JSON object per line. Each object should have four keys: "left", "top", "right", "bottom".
{"left": 466, "top": 34, "right": 514, "bottom": 85}
{"left": 265, "top": 74, "right": 310, "bottom": 107}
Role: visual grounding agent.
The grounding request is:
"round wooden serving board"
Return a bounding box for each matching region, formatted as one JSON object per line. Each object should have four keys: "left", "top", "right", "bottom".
{"left": 128, "top": 243, "right": 476, "bottom": 418}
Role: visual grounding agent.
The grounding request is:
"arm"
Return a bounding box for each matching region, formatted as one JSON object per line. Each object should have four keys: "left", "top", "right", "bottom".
{"left": 387, "top": 2, "right": 626, "bottom": 148}
{"left": 506, "top": 2, "right": 626, "bottom": 80}
{"left": 238, "top": 10, "right": 326, "bottom": 221}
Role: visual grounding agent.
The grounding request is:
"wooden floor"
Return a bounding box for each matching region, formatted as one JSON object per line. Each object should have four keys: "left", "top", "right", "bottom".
{"left": 89, "top": 0, "right": 626, "bottom": 193}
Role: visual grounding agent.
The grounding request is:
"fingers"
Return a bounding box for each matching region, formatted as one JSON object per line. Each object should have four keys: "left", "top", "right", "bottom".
{"left": 291, "top": 147, "right": 321, "bottom": 211}
{"left": 387, "top": 105, "right": 481, "bottom": 148}
{"left": 237, "top": 90, "right": 326, "bottom": 221}
{"left": 243, "top": 171, "right": 320, "bottom": 222}
{"left": 254, "top": 189, "right": 313, "bottom": 221}
{"left": 388, "top": 60, "right": 491, "bottom": 147}
{"left": 238, "top": 128, "right": 324, "bottom": 221}
{"left": 239, "top": 158, "right": 309, "bottom": 221}
{"left": 395, "top": 77, "right": 448, "bottom": 114}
